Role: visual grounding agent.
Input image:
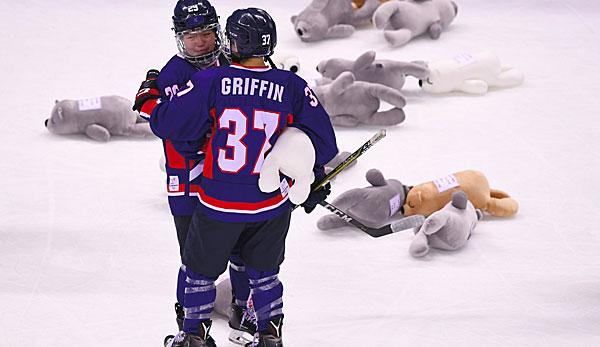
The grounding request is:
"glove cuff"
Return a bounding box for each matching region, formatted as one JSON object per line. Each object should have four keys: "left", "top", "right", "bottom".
{"left": 139, "top": 98, "right": 160, "bottom": 120}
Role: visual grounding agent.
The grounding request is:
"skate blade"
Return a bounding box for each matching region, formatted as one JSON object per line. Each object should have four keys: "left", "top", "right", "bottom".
{"left": 228, "top": 329, "right": 255, "bottom": 345}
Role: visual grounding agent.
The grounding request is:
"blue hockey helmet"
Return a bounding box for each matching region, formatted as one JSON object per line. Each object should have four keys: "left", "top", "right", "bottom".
{"left": 172, "top": 0, "right": 223, "bottom": 68}
{"left": 225, "top": 8, "right": 277, "bottom": 60}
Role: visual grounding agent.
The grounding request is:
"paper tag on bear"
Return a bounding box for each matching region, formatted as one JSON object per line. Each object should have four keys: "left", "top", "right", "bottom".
{"left": 279, "top": 178, "right": 290, "bottom": 198}
{"left": 77, "top": 97, "right": 102, "bottom": 111}
{"left": 168, "top": 176, "right": 180, "bottom": 192}
{"left": 453, "top": 53, "right": 475, "bottom": 67}
{"left": 389, "top": 194, "right": 402, "bottom": 217}
{"left": 433, "top": 174, "right": 460, "bottom": 193}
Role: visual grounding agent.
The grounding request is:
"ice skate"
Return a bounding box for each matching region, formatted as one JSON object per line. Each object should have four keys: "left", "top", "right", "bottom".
{"left": 228, "top": 302, "right": 257, "bottom": 345}
{"left": 175, "top": 302, "right": 184, "bottom": 331}
{"left": 164, "top": 320, "right": 216, "bottom": 347}
{"left": 245, "top": 315, "right": 283, "bottom": 347}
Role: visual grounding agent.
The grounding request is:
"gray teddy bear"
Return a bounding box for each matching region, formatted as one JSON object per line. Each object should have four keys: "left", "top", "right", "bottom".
{"left": 314, "top": 71, "right": 406, "bottom": 126}
{"left": 317, "top": 50, "right": 430, "bottom": 91}
{"left": 373, "top": 0, "right": 458, "bottom": 47}
{"left": 45, "top": 95, "right": 154, "bottom": 142}
{"left": 317, "top": 168, "right": 411, "bottom": 229}
{"left": 409, "top": 190, "right": 482, "bottom": 258}
{"left": 291, "top": 0, "right": 381, "bottom": 42}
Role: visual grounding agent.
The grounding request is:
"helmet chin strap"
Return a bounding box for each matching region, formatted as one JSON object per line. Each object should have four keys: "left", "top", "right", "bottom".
{"left": 266, "top": 56, "right": 277, "bottom": 69}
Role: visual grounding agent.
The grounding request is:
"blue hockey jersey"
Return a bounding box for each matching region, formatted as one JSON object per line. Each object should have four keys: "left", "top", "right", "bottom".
{"left": 150, "top": 64, "right": 338, "bottom": 222}
{"left": 156, "top": 54, "right": 228, "bottom": 216}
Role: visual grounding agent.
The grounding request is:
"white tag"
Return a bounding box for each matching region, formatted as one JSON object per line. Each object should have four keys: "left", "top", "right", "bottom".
{"left": 453, "top": 53, "right": 475, "bottom": 67}
{"left": 389, "top": 194, "right": 401, "bottom": 217}
{"left": 433, "top": 174, "right": 460, "bottom": 193}
{"left": 279, "top": 178, "right": 290, "bottom": 198}
{"left": 77, "top": 97, "right": 102, "bottom": 111}
{"left": 168, "top": 176, "right": 180, "bottom": 192}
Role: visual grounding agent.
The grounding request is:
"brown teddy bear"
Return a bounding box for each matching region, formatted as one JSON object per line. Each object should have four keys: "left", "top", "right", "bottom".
{"left": 403, "top": 170, "right": 518, "bottom": 218}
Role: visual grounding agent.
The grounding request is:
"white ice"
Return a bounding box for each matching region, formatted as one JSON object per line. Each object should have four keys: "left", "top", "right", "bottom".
{"left": 1, "top": 0, "right": 600, "bottom": 346}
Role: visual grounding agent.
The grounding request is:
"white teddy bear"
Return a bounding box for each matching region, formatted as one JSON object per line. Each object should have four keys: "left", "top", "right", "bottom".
{"left": 258, "top": 127, "right": 317, "bottom": 205}
{"left": 419, "top": 51, "right": 525, "bottom": 94}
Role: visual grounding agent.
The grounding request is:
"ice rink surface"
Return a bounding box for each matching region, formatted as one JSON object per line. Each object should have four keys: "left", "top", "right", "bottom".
{"left": 1, "top": 0, "right": 600, "bottom": 345}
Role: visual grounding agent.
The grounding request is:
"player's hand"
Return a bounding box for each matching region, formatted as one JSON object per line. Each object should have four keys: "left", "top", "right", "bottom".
{"left": 133, "top": 69, "right": 160, "bottom": 117}
{"left": 301, "top": 181, "right": 331, "bottom": 214}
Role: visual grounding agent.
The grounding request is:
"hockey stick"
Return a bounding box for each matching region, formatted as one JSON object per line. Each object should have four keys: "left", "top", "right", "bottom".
{"left": 313, "top": 128, "right": 386, "bottom": 191}
{"left": 319, "top": 201, "right": 425, "bottom": 238}
{"left": 292, "top": 129, "right": 386, "bottom": 211}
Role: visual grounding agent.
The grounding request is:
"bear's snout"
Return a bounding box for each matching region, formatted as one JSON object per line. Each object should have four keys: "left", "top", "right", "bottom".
{"left": 45, "top": 119, "right": 49, "bottom": 127}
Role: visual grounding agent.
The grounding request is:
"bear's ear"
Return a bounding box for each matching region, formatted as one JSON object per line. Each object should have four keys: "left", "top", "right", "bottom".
{"left": 352, "top": 51, "right": 376, "bottom": 71}
{"left": 290, "top": 15, "right": 297, "bottom": 24}
{"left": 365, "top": 168, "right": 386, "bottom": 186}
{"left": 331, "top": 71, "right": 354, "bottom": 91}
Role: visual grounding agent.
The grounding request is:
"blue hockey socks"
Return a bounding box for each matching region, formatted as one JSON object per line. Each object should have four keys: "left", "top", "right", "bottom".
{"left": 229, "top": 254, "right": 250, "bottom": 307}
{"left": 176, "top": 265, "right": 186, "bottom": 305}
{"left": 247, "top": 266, "right": 283, "bottom": 333}
{"left": 183, "top": 268, "right": 216, "bottom": 334}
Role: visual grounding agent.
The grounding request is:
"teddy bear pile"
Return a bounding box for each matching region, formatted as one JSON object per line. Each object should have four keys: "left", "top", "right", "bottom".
{"left": 287, "top": 0, "right": 525, "bottom": 128}
{"left": 290, "top": 0, "right": 523, "bottom": 257}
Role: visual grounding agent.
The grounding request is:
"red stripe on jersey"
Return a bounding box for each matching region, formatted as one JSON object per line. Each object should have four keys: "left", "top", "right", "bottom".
{"left": 165, "top": 140, "right": 186, "bottom": 169}
{"left": 167, "top": 183, "right": 185, "bottom": 193}
{"left": 196, "top": 185, "right": 286, "bottom": 211}
{"left": 203, "top": 108, "right": 217, "bottom": 179}
{"left": 189, "top": 184, "right": 200, "bottom": 194}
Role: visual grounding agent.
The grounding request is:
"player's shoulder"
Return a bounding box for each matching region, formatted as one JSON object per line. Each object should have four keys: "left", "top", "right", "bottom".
{"left": 157, "top": 55, "right": 191, "bottom": 84}
{"left": 271, "top": 68, "right": 308, "bottom": 88}
{"left": 188, "top": 66, "right": 226, "bottom": 91}
{"left": 160, "top": 55, "right": 187, "bottom": 74}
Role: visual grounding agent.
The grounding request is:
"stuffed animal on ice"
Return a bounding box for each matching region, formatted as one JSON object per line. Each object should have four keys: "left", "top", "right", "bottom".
{"left": 317, "top": 169, "right": 410, "bottom": 230}
{"left": 316, "top": 50, "right": 430, "bottom": 91}
{"left": 259, "top": 127, "right": 318, "bottom": 204}
{"left": 272, "top": 53, "right": 300, "bottom": 73}
{"left": 291, "top": 0, "right": 381, "bottom": 42}
{"left": 404, "top": 170, "right": 519, "bottom": 218}
{"left": 213, "top": 278, "right": 233, "bottom": 318}
{"left": 419, "top": 51, "right": 525, "bottom": 94}
{"left": 325, "top": 151, "right": 357, "bottom": 175}
{"left": 409, "top": 190, "right": 482, "bottom": 258}
{"left": 373, "top": 0, "right": 458, "bottom": 47}
{"left": 44, "top": 95, "right": 153, "bottom": 142}
{"left": 314, "top": 71, "right": 406, "bottom": 127}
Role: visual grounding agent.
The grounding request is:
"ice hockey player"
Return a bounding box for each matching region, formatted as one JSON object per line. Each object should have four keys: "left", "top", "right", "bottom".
{"left": 132, "top": 0, "right": 255, "bottom": 344}
{"left": 134, "top": 7, "right": 338, "bottom": 346}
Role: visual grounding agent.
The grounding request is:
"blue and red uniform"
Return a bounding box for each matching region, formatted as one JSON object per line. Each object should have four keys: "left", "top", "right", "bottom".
{"left": 157, "top": 53, "right": 229, "bottom": 218}
{"left": 151, "top": 64, "right": 338, "bottom": 222}
{"left": 150, "top": 63, "right": 338, "bottom": 336}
